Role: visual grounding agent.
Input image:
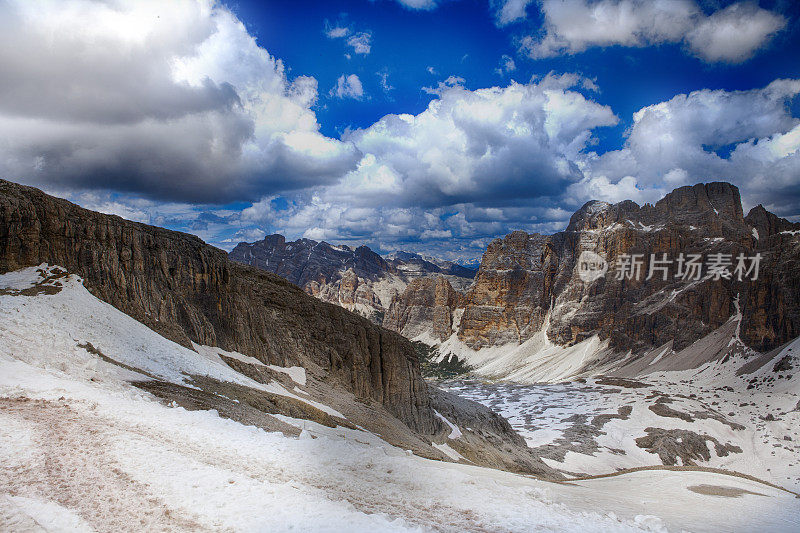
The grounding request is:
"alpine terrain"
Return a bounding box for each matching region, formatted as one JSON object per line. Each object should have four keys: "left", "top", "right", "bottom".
{"left": 2, "top": 179, "right": 799, "bottom": 532}
{"left": 229, "top": 235, "right": 475, "bottom": 323}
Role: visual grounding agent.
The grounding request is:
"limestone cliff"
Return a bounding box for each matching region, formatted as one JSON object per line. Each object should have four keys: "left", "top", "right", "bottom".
{"left": 385, "top": 183, "right": 799, "bottom": 360}
{"left": 0, "top": 179, "right": 435, "bottom": 432}
{"left": 383, "top": 276, "right": 465, "bottom": 342}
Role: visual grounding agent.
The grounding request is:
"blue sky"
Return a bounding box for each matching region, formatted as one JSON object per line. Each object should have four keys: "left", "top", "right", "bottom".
{"left": 1, "top": 0, "right": 799, "bottom": 263}
{"left": 231, "top": 0, "right": 800, "bottom": 151}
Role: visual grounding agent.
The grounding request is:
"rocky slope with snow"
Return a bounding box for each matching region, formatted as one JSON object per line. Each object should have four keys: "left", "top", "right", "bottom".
{"left": 0, "top": 179, "right": 551, "bottom": 476}
{"left": 383, "top": 276, "right": 466, "bottom": 343}
{"left": 2, "top": 265, "right": 798, "bottom": 531}
{"left": 387, "top": 182, "right": 800, "bottom": 382}
{"left": 229, "top": 235, "right": 475, "bottom": 322}
{"left": 442, "top": 325, "right": 800, "bottom": 494}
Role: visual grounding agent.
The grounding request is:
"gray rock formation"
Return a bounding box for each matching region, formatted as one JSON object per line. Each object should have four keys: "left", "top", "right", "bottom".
{"left": 383, "top": 276, "right": 465, "bottom": 342}
{"left": 229, "top": 235, "right": 475, "bottom": 321}
{"left": 384, "top": 183, "right": 800, "bottom": 362}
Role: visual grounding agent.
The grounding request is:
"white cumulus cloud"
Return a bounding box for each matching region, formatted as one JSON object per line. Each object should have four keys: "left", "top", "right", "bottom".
{"left": 331, "top": 74, "right": 366, "bottom": 100}
{"left": 520, "top": 0, "right": 785, "bottom": 64}
{"left": 331, "top": 73, "right": 619, "bottom": 209}
{"left": 492, "top": 0, "right": 535, "bottom": 26}
{"left": 347, "top": 32, "right": 373, "bottom": 55}
{"left": 578, "top": 78, "right": 800, "bottom": 212}
{"left": 0, "top": 0, "right": 358, "bottom": 202}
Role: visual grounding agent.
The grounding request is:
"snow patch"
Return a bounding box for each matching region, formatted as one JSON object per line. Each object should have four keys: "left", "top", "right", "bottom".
{"left": 268, "top": 365, "right": 307, "bottom": 386}
{"left": 434, "top": 410, "right": 463, "bottom": 439}
{"left": 431, "top": 442, "right": 466, "bottom": 462}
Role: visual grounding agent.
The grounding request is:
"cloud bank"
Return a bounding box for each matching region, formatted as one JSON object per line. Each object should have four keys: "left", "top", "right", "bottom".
{"left": 505, "top": 0, "right": 786, "bottom": 63}
{"left": 0, "top": 0, "right": 358, "bottom": 203}
{"left": 0, "top": 0, "right": 798, "bottom": 261}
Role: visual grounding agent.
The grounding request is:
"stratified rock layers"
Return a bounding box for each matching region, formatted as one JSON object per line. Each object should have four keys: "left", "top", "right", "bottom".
{"left": 383, "top": 276, "right": 465, "bottom": 342}
{"left": 384, "top": 183, "right": 799, "bottom": 357}
{"left": 0, "top": 179, "right": 432, "bottom": 433}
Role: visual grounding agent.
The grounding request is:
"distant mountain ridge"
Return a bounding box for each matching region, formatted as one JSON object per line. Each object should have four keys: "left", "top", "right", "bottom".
{"left": 229, "top": 235, "right": 476, "bottom": 321}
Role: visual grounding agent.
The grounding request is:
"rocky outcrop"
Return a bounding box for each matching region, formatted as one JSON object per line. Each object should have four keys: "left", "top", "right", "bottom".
{"left": 229, "top": 236, "right": 475, "bottom": 321}
{"left": 401, "top": 183, "right": 799, "bottom": 361}
{"left": 0, "top": 178, "right": 559, "bottom": 477}
{"left": 740, "top": 206, "right": 800, "bottom": 351}
{"left": 458, "top": 231, "right": 552, "bottom": 348}
{"left": 383, "top": 276, "right": 465, "bottom": 342}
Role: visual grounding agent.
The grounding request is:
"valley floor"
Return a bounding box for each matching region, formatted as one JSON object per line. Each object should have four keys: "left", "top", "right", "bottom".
{"left": 2, "top": 358, "right": 799, "bottom": 533}
{"left": 1, "top": 265, "right": 799, "bottom": 532}
{"left": 443, "top": 374, "right": 800, "bottom": 492}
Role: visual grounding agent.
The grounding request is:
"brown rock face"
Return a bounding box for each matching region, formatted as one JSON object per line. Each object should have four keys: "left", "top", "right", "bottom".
{"left": 740, "top": 208, "right": 800, "bottom": 350}
{"left": 0, "top": 179, "right": 561, "bottom": 477}
{"left": 383, "top": 276, "right": 465, "bottom": 342}
{"left": 458, "top": 231, "right": 552, "bottom": 348}
{"left": 449, "top": 182, "right": 798, "bottom": 356}
{"left": 0, "top": 179, "right": 433, "bottom": 433}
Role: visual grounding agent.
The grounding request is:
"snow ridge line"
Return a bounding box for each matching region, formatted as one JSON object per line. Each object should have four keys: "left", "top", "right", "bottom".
{"left": 558, "top": 465, "right": 800, "bottom": 498}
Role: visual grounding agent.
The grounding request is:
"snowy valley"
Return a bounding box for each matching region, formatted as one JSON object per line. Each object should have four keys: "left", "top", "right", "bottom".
{"left": 2, "top": 265, "right": 799, "bottom": 532}
{"left": 2, "top": 179, "right": 800, "bottom": 532}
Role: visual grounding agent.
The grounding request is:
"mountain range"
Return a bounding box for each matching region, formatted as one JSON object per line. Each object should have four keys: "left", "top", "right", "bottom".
{"left": 0, "top": 178, "right": 553, "bottom": 477}
{"left": 229, "top": 234, "right": 475, "bottom": 322}
{"left": 3, "top": 178, "right": 800, "bottom": 529}
{"left": 227, "top": 182, "right": 799, "bottom": 385}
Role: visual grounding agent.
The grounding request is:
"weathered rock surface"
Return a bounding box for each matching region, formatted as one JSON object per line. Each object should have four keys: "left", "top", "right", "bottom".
{"left": 383, "top": 276, "right": 465, "bottom": 342}
{"left": 229, "top": 235, "right": 475, "bottom": 321}
{"left": 0, "top": 178, "right": 557, "bottom": 477}
{"left": 458, "top": 231, "right": 552, "bottom": 348}
{"left": 0, "top": 180, "right": 432, "bottom": 432}
{"left": 394, "top": 183, "right": 799, "bottom": 362}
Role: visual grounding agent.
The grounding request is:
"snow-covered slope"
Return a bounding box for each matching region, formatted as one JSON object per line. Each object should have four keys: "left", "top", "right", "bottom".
{"left": 441, "top": 331, "right": 800, "bottom": 495}
{"left": 427, "top": 299, "right": 800, "bottom": 499}
{"left": 0, "top": 265, "right": 343, "bottom": 418}
{"left": 2, "top": 265, "right": 799, "bottom": 532}
{"left": 430, "top": 313, "right": 614, "bottom": 383}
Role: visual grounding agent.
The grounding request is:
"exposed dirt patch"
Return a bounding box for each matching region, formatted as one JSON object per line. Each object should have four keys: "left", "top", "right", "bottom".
{"left": 531, "top": 406, "right": 634, "bottom": 465}
{"left": 591, "top": 405, "right": 633, "bottom": 428}
{"left": 635, "top": 427, "right": 742, "bottom": 466}
{"left": 649, "top": 403, "right": 694, "bottom": 422}
{"left": 687, "top": 484, "right": 767, "bottom": 498}
{"left": 595, "top": 377, "right": 651, "bottom": 389}
{"left": 647, "top": 396, "right": 745, "bottom": 431}
{"left": 0, "top": 267, "right": 68, "bottom": 296}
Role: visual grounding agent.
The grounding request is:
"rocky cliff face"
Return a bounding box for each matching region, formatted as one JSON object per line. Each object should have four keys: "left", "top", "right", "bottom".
{"left": 0, "top": 179, "right": 433, "bottom": 432}
{"left": 385, "top": 183, "right": 799, "bottom": 360}
{"left": 0, "top": 178, "right": 558, "bottom": 477}
{"left": 383, "top": 276, "right": 465, "bottom": 342}
{"left": 457, "top": 231, "right": 553, "bottom": 348}
{"left": 229, "top": 235, "right": 475, "bottom": 321}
